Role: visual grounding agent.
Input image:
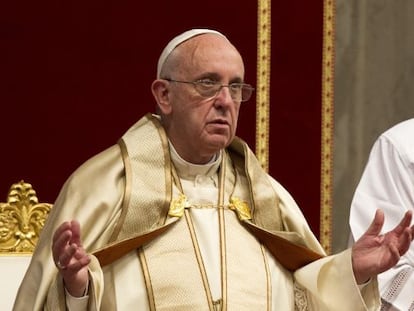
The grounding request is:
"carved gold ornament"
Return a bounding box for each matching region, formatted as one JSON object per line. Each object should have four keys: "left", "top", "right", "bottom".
{"left": 0, "top": 181, "right": 52, "bottom": 253}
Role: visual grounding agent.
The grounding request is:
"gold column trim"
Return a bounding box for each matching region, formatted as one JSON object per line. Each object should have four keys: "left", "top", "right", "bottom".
{"left": 0, "top": 181, "right": 52, "bottom": 253}
{"left": 256, "top": 0, "right": 271, "bottom": 172}
{"left": 256, "top": 1, "right": 334, "bottom": 252}
{"left": 320, "top": 0, "right": 335, "bottom": 254}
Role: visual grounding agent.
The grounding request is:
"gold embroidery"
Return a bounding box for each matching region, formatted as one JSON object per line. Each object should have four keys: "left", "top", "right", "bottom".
{"left": 190, "top": 203, "right": 226, "bottom": 209}
{"left": 168, "top": 195, "right": 252, "bottom": 222}
{"left": 169, "top": 153, "right": 270, "bottom": 310}
{"left": 168, "top": 193, "right": 189, "bottom": 217}
{"left": 294, "top": 282, "right": 309, "bottom": 311}
{"left": 229, "top": 197, "right": 252, "bottom": 221}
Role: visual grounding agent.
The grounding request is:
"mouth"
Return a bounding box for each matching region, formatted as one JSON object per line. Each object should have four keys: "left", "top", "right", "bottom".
{"left": 206, "top": 119, "right": 230, "bottom": 135}
{"left": 208, "top": 119, "right": 229, "bottom": 126}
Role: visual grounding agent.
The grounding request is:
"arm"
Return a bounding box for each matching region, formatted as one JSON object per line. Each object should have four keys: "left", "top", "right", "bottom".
{"left": 350, "top": 134, "right": 414, "bottom": 257}
{"left": 349, "top": 128, "right": 414, "bottom": 308}
{"left": 13, "top": 145, "right": 125, "bottom": 311}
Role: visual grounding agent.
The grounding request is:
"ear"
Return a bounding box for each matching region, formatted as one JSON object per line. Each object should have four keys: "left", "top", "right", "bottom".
{"left": 151, "top": 79, "right": 172, "bottom": 114}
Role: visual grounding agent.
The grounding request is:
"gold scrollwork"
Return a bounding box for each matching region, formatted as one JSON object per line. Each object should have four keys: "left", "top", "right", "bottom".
{"left": 0, "top": 181, "right": 52, "bottom": 253}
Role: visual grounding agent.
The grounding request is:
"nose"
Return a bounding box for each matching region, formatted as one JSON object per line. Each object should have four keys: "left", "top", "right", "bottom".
{"left": 213, "top": 86, "right": 235, "bottom": 108}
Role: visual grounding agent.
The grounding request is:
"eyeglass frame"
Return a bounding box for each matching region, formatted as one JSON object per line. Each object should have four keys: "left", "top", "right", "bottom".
{"left": 162, "top": 78, "right": 255, "bottom": 102}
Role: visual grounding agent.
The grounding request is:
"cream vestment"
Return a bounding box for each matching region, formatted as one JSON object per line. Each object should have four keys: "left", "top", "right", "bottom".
{"left": 14, "top": 114, "right": 379, "bottom": 310}
{"left": 350, "top": 118, "right": 414, "bottom": 310}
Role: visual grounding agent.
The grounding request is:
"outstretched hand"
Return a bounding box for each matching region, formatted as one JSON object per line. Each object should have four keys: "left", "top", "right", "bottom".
{"left": 52, "top": 220, "right": 91, "bottom": 297}
{"left": 352, "top": 209, "right": 414, "bottom": 284}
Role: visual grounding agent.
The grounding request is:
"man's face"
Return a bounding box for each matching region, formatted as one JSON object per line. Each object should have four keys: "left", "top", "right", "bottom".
{"left": 165, "top": 35, "right": 246, "bottom": 164}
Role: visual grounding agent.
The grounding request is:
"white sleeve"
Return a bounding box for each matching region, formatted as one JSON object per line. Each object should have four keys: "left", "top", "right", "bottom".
{"left": 349, "top": 134, "right": 414, "bottom": 309}
{"left": 349, "top": 135, "right": 414, "bottom": 259}
{"left": 65, "top": 279, "right": 89, "bottom": 311}
{"left": 66, "top": 293, "right": 88, "bottom": 311}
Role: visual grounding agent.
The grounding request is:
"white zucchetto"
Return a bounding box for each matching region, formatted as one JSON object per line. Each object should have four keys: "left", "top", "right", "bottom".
{"left": 156, "top": 28, "right": 227, "bottom": 78}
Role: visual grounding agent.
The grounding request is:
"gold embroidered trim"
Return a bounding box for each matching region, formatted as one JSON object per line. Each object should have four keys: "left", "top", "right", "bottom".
{"left": 138, "top": 250, "right": 156, "bottom": 311}
{"left": 186, "top": 203, "right": 233, "bottom": 210}
{"left": 168, "top": 157, "right": 251, "bottom": 222}
{"left": 320, "top": 0, "right": 335, "bottom": 254}
{"left": 228, "top": 197, "right": 252, "bottom": 221}
{"left": 184, "top": 209, "right": 215, "bottom": 310}
{"left": 168, "top": 199, "right": 252, "bottom": 221}
{"left": 294, "top": 282, "right": 310, "bottom": 311}
{"left": 169, "top": 154, "right": 229, "bottom": 310}
{"left": 218, "top": 155, "right": 228, "bottom": 311}
{"left": 168, "top": 193, "right": 189, "bottom": 217}
{"left": 110, "top": 139, "right": 132, "bottom": 242}
{"left": 256, "top": 0, "right": 271, "bottom": 172}
{"left": 260, "top": 244, "right": 272, "bottom": 311}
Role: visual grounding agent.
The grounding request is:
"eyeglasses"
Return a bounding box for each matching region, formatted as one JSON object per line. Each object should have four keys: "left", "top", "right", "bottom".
{"left": 164, "top": 78, "right": 254, "bottom": 102}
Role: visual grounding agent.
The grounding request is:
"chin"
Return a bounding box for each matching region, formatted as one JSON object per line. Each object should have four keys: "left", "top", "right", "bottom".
{"left": 210, "top": 140, "right": 230, "bottom": 151}
{"left": 203, "top": 133, "right": 232, "bottom": 149}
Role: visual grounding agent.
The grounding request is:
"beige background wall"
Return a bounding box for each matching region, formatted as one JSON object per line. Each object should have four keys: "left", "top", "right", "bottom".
{"left": 333, "top": 0, "right": 414, "bottom": 252}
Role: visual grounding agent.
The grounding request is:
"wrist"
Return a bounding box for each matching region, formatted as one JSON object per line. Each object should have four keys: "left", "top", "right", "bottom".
{"left": 65, "top": 279, "right": 89, "bottom": 297}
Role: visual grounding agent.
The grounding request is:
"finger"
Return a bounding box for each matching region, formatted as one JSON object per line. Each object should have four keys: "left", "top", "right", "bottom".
{"left": 67, "top": 248, "right": 91, "bottom": 271}
{"left": 392, "top": 211, "right": 413, "bottom": 235}
{"left": 66, "top": 258, "right": 90, "bottom": 273}
{"left": 70, "top": 220, "right": 82, "bottom": 246}
{"left": 52, "top": 229, "right": 73, "bottom": 262}
{"left": 52, "top": 221, "right": 71, "bottom": 245}
{"left": 398, "top": 227, "right": 413, "bottom": 255}
{"left": 388, "top": 244, "right": 401, "bottom": 264}
{"left": 57, "top": 243, "right": 78, "bottom": 268}
{"left": 364, "top": 209, "right": 384, "bottom": 237}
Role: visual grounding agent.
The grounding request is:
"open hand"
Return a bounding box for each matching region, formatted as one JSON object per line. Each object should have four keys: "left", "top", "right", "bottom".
{"left": 52, "top": 220, "right": 91, "bottom": 297}
{"left": 351, "top": 209, "right": 414, "bottom": 284}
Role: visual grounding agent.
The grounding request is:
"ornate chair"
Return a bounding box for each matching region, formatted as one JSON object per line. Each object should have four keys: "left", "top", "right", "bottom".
{"left": 0, "top": 181, "right": 52, "bottom": 311}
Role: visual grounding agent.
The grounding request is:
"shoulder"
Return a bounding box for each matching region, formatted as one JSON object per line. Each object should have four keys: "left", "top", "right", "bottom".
{"left": 71, "top": 145, "right": 123, "bottom": 181}
{"left": 378, "top": 118, "right": 414, "bottom": 165}
{"left": 60, "top": 144, "right": 124, "bottom": 198}
{"left": 382, "top": 118, "right": 414, "bottom": 142}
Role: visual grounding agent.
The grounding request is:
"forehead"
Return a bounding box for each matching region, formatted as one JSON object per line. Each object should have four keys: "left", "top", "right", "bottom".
{"left": 176, "top": 34, "right": 245, "bottom": 78}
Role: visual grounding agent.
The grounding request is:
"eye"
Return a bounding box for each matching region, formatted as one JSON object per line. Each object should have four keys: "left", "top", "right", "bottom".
{"left": 229, "top": 83, "right": 243, "bottom": 92}
{"left": 230, "top": 83, "right": 243, "bottom": 89}
{"left": 197, "top": 79, "right": 217, "bottom": 88}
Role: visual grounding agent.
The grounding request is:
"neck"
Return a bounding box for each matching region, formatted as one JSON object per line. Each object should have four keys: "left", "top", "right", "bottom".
{"left": 169, "top": 141, "right": 220, "bottom": 164}
{"left": 169, "top": 142, "right": 219, "bottom": 165}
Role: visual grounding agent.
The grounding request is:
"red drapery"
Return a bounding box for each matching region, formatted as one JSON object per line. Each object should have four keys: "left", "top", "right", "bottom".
{"left": 0, "top": 1, "right": 325, "bottom": 240}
